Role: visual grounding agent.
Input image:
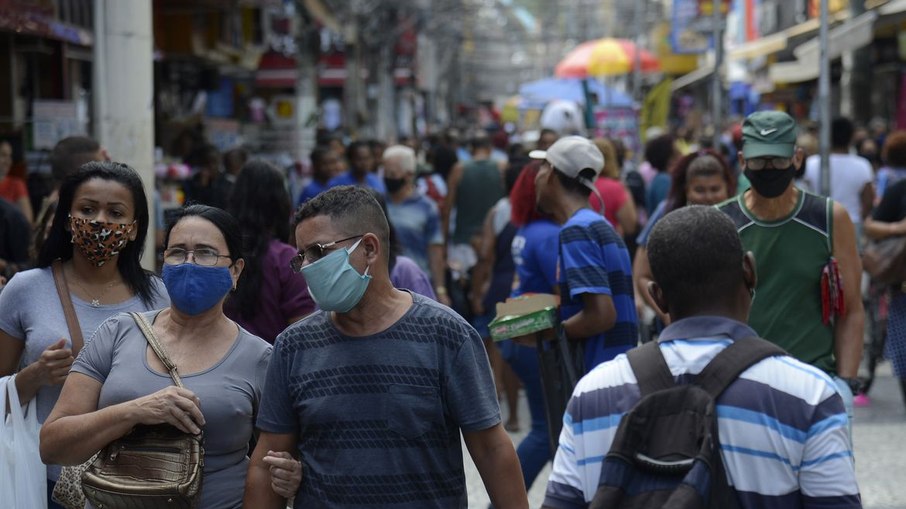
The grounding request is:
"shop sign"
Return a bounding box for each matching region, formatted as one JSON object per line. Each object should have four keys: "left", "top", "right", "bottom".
{"left": 672, "top": 0, "right": 710, "bottom": 54}
{"left": 32, "top": 100, "right": 86, "bottom": 150}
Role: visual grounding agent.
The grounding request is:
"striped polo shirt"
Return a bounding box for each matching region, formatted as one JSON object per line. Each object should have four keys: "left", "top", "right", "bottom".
{"left": 558, "top": 208, "right": 638, "bottom": 372}
{"left": 544, "top": 316, "right": 861, "bottom": 509}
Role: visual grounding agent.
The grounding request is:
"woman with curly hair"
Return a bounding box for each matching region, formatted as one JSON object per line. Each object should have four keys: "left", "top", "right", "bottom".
{"left": 632, "top": 150, "right": 736, "bottom": 325}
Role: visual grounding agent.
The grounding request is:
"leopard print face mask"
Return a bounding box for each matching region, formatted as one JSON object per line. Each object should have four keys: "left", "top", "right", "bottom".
{"left": 69, "top": 215, "right": 136, "bottom": 267}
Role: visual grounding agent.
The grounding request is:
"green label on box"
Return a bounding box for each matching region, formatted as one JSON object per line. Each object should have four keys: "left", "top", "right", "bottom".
{"left": 489, "top": 307, "right": 557, "bottom": 341}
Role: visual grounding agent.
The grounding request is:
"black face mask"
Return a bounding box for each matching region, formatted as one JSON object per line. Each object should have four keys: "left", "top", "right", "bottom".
{"left": 744, "top": 167, "right": 796, "bottom": 198}
{"left": 384, "top": 176, "right": 407, "bottom": 194}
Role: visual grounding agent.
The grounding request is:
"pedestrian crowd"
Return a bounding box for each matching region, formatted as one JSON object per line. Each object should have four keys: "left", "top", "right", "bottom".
{"left": 3, "top": 109, "right": 904, "bottom": 508}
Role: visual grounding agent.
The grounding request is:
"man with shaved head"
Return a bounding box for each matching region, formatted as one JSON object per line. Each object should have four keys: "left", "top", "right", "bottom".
{"left": 543, "top": 206, "right": 860, "bottom": 509}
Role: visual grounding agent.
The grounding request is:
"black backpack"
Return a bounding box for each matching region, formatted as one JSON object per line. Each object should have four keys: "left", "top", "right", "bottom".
{"left": 589, "top": 337, "right": 785, "bottom": 509}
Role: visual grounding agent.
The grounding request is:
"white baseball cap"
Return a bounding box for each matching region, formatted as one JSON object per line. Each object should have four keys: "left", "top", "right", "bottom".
{"left": 529, "top": 135, "right": 604, "bottom": 190}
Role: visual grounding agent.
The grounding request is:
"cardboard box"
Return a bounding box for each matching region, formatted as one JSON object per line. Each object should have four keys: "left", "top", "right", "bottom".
{"left": 489, "top": 294, "right": 559, "bottom": 342}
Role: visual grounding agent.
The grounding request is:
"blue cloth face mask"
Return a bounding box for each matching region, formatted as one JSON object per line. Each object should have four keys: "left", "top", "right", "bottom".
{"left": 301, "top": 238, "right": 372, "bottom": 312}
{"left": 162, "top": 263, "right": 234, "bottom": 316}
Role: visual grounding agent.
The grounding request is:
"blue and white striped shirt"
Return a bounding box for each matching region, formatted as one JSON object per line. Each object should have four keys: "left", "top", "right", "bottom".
{"left": 544, "top": 316, "right": 861, "bottom": 509}
{"left": 558, "top": 208, "right": 638, "bottom": 372}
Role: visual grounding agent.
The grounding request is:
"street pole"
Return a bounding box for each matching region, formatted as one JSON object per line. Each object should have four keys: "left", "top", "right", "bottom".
{"left": 711, "top": 0, "right": 723, "bottom": 150}
{"left": 819, "top": 0, "right": 831, "bottom": 196}
{"left": 93, "top": 0, "right": 155, "bottom": 270}
{"left": 632, "top": 0, "right": 643, "bottom": 103}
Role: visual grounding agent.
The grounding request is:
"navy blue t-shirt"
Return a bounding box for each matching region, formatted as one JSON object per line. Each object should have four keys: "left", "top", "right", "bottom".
{"left": 558, "top": 208, "right": 638, "bottom": 372}
{"left": 257, "top": 293, "right": 500, "bottom": 508}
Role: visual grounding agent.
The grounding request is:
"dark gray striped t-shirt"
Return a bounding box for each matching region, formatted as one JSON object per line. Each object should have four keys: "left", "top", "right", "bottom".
{"left": 257, "top": 293, "right": 500, "bottom": 508}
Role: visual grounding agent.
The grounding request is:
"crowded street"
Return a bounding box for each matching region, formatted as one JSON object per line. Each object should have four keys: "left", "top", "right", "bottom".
{"left": 2, "top": 1, "right": 906, "bottom": 509}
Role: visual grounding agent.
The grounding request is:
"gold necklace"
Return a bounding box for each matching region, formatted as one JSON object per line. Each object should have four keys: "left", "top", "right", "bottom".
{"left": 68, "top": 269, "right": 121, "bottom": 307}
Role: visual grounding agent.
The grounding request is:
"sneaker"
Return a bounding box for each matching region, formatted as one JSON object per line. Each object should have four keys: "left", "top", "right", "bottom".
{"left": 854, "top": 393, "right": 871, "bottom": 407}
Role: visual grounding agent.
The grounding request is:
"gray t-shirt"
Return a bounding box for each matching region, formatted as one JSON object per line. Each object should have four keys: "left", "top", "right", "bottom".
{"left": 257, "top": 293, "right": 500, "bottom": 509}
{"left": 73, "top": 310, "right": 272, "bottom": 509}
{"left": 0, "top": 267, "right": 169, "bottom": 479}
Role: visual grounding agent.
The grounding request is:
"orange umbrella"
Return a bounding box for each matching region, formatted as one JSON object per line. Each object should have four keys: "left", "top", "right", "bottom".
{"left": 555, "top": 38, "right": 660, "bottom": 78}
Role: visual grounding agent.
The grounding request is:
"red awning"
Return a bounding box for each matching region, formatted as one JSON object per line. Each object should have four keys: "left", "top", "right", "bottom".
{"left": 256, "top": 50, "right": 298, "bottom": 88}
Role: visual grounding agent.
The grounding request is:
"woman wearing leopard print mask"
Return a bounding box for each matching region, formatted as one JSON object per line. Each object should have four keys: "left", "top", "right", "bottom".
{"left": 0, "top": 161, "right": 170, "bottom": 508}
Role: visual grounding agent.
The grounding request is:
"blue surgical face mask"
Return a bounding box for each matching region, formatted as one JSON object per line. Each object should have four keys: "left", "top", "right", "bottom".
{"left": 162, "top": 263, "right": 234, "bottom": 316}
{"left": 301, "top": 238, "right": 372, "bottom": 313}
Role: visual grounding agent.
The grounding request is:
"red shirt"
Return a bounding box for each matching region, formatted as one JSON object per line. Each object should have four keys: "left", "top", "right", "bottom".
{"left": 589, "top": 177, "right": 629, "bottom": 234}
{"left": 0, "top": 176, "right": 28, "bottom": 204}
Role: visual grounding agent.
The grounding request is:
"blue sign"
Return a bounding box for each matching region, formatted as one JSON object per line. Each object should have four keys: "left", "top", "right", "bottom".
{"left": 672, "top": 0, "right": 710, "bottom": 54}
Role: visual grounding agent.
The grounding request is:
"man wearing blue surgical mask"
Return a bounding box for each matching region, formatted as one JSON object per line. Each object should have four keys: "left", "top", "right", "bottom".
{"left": 244, "top": 185, "right": 529, "bottom": 509}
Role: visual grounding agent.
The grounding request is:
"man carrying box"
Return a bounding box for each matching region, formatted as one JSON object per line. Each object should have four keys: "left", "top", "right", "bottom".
{"left": 531, "top": 136, "right": 639, "bottom": 373}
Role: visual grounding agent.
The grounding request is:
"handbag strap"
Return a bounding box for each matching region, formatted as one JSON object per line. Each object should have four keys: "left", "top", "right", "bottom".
{"left": 129, "top": 312, "right": 184, "bottom": 388}
{"left": 51, "top": 260, "right": 85, "bottom": 357}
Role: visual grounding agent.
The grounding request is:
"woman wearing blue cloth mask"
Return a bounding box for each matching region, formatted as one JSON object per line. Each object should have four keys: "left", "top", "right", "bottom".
{"left": 42, "top": 205, "right": 302, "bottom": 508}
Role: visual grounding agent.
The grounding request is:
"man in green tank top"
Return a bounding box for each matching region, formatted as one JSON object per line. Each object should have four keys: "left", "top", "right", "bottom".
{"left": 442, "top": 136, "right": 506, "bottom": 284}
{"left": 717, "top": 111, "right": 864, "bottom": 425}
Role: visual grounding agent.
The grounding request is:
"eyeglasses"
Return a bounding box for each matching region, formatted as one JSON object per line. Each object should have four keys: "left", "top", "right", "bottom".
{"left": 290, "top": 235, "right": 363, "bottom": 272}
{"left": 746, "top": 157, "right": 792, "bottom": 170}
{"left": 163, "top": 248, "right": 231, "bottom": 266}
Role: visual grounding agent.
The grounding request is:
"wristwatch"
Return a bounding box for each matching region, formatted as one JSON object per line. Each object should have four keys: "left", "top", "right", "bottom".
{"left": 839, "top": 377, "right": 862, "bottom": 395}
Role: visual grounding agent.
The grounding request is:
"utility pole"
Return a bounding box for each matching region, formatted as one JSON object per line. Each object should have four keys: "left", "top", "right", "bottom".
{"left": 632, "top": 0, "right": 643, "bottom": 102}
{"left": 93, "top": 0, "right": 155, "bottom": 270}
{"left": 819, "top": 0, "right": 831, "bottom": 196}
{"left": 711, "top": 0, "right": 724, "bottom": 150}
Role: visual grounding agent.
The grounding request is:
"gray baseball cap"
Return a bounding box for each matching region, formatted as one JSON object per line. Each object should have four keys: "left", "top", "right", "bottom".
{"left": 529, "top": 135, "right": 603, "bottom": 189}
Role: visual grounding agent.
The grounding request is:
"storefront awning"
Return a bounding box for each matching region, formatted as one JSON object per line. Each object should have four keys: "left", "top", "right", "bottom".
{"left": 768, "top": 58, "right": 819, "bottom": 84}
{"left": 794, "top": 10, "right": 878, "bottom": 61}
{"left": 671, "top": 65, "right": 714, "bottom": 92}
{"left": 880, "top": 0, "right": 906, "bottom": 15}
{"left": 727, "top": 31, "right": 790, "bottom": 60}
{"left": 727, "top": 17, "right": 824, "bottom": 61}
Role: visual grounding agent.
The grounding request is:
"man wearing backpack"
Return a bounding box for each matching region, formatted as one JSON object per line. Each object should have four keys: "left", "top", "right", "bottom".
{"left": 542, "top": 205, "right": 860, "bottom": 509}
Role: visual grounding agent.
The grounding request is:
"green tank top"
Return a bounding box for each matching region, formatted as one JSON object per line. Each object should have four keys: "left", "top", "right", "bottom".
{"left": 718, "top": 190, "right": 837, "bottom": 373}
{"left": 452, "top": 159, "right": 504, "bottom": 244}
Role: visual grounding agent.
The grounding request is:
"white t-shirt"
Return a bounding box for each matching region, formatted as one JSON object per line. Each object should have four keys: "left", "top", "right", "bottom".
{"left": 803, "top": 153, "right": 873, "bottom": 224}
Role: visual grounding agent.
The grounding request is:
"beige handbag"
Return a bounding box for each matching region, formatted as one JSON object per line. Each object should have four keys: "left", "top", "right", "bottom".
{"left": 53, "top": 309, "right": 205, "bottom": 509}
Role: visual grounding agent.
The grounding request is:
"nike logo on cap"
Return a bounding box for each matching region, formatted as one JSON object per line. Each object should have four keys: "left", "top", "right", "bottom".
{"left": 760, "top": 128, "right": 778, "bottom": 136}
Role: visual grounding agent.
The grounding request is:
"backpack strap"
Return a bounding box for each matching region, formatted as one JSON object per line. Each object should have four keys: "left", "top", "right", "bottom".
{"left": 626, "top": 341, "right": 675, "bottom": 397}
{"left": 695, "top": 337, "right": 786, "bottom": 399}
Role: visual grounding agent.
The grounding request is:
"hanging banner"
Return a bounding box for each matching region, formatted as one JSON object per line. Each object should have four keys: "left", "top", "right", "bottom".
{"left": 672, "top": 0, "right": 709, "bottom": 54}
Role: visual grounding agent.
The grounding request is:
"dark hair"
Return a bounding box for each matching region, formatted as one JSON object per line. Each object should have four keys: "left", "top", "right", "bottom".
{"left": 505, "top": 157, "right": 529, "bottom": 194}
{"left": 539, "top": 128, "right": 559, "bottom": 140}
{"left": 430, "top": 145, "right": 458, "bottom": 181}
{"left": 345, "top": 141, "right": 370, "bottom": 164}
{"left": 831, "top": 117, "right": 855, "bottom": 148}
{"left": 665, "top": 150, "right": 735, "bottom": 211}
{"left": 38, "top": 161, "right": 158, "bottom": 306}
{"left": 645, "top": 134, "right": 676, "bottom": 173}
{"left": 310, "top": 145, "right": 332, "bottom": 167}
{"left": 554, "top": 169, "right": 593, "bottom": 198}
{"left": 470, "top": 136, "right": 492, "bottom": 151}
{"left": 294, "top": 185, "right": 390, "bottom": 260}
{"left": 164, "top": 205, "right": 242, "bottom": 264}
{"left": 647, "top": 205, "right": 744, "bottom": 311}
{"left": 883, "top": 130, "right": 906, "bottom": 168}
{"left": 223, "top": 147, "right": 249, "bottom": 173}
{"left": 226, "top": 160, "right": 291, "bottom": 319}
{"left": 50, "top": 136, "right": 100, "bottom": 184}
{"left": 365, "top": 189, "right": 399, "bottom": 271}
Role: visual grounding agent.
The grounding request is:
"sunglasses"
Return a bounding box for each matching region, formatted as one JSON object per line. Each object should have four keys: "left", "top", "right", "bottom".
{"left": 290, "top": 235, "right": 363, "bottom": 272}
